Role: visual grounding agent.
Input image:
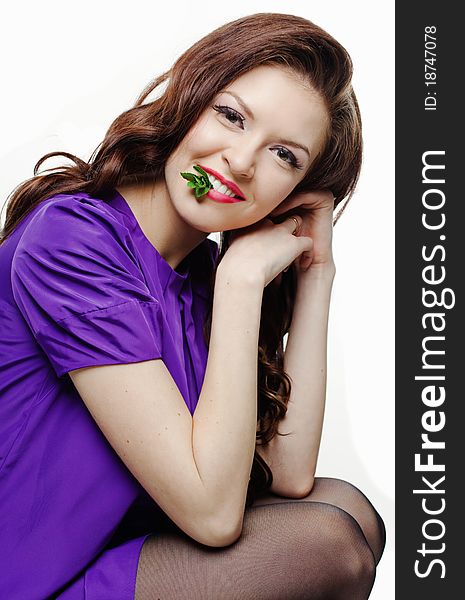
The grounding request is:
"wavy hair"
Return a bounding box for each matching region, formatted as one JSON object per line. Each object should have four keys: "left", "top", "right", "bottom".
{"left": 0, "top": 13, "right": 362, "bottom": 506}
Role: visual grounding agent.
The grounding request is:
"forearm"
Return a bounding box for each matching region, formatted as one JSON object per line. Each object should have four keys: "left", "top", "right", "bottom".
{"left": 192, "top": 264, "right": 263, "bottom": 527}
{"left": 258, "top": 265, "right": 335, "bottom": 496}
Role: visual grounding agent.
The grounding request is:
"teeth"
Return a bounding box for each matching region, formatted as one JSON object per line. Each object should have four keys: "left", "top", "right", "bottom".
{"left": 207, "top": 173, "right": 238, "bottom": 197}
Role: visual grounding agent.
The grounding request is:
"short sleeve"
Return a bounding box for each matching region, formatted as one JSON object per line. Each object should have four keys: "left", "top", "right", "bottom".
{"left": 11, "top": 195, "right": 164, "bottom": 377}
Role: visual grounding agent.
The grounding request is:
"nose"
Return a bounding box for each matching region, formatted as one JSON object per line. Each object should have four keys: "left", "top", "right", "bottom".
{"left": 222, "top": 139, "right": 256, "bottom": 180}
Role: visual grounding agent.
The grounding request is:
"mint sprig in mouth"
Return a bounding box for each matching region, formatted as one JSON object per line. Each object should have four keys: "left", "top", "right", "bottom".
{"left": 180, "top": 165, "right": 213, "bottom": 198}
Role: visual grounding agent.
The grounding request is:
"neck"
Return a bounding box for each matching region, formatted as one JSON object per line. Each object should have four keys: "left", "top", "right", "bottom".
{"left": 116, "top": 178, "right": 208, "bottom": 271}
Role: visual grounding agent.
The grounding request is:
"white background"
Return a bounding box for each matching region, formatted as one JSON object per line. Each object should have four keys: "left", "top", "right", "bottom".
{"left": 1, "top": 1, "right": 395, "bottom": 597}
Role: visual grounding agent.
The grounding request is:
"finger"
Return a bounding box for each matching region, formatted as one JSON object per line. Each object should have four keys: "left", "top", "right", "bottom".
{"left": 283, "top": 236, "right": 313, "bottom": 273}
{"left": 298, "top": 235, "right": 314, "bottom": 255}
{"left": 281, "top": 214, "right": 303, "bottom": 235}
{"left": 299, "top": 247, "right": 314, "bottom": 271}
{"left": 271, "top": 190, "right": 336, "bottom": 217}
{"left": 252, "top": 217, "right": 275, "bottom": 231}
{"left": 269, "top": 196, "right": 305, "bottom": 217}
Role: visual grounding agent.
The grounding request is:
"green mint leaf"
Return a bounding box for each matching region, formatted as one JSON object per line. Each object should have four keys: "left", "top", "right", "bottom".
{"left": 180, "top": 166, "right": 213, "bottom": 199}
{"left": 180, "top": 172, "right": 197, "bottom": 182}
{"left": 193, "top": 166, "right": 212, "bottom": 189}
{"left": 197, "top": 186, "right": 211, "bottom": 198}
{"left": 193, "top": 165, "right": 209, "bottom": 178}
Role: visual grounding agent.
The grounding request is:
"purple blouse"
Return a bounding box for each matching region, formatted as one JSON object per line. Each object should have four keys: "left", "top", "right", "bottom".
{"left": 0, "top": 190, "right": 218, "bottom": 599}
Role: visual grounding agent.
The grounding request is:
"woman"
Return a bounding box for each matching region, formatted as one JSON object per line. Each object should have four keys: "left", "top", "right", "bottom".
{"left": 0, "top": 12, "right": 385, "bottom": 600}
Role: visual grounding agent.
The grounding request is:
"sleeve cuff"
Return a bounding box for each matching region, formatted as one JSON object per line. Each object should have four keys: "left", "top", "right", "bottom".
{"left": 36, "top": 300, "right": 164, "bottom": 378}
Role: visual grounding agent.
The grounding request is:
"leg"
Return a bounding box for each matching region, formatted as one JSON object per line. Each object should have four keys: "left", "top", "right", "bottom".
{"left": 252, "top": 477, "right": 386, "bottom": 565}
{"left": 134, "top": 477, "right": 383, "bottom": 599}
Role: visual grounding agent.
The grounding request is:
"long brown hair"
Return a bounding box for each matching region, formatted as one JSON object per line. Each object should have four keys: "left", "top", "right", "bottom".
{"left": 0, "top": 13, "right": 362, "bottom": 506}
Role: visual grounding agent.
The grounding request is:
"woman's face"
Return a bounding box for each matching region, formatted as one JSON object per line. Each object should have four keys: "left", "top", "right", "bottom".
{"left": 164, "top": 64, "right": 330, "bottom": 233}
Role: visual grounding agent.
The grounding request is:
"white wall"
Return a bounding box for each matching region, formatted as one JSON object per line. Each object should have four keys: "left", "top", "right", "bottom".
{"left": 1, "top": 2, "right": 395, "bottom": 597}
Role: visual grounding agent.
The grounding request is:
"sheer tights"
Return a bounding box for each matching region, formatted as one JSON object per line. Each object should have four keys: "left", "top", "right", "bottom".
{"left": 134, "top": 477, "right": 386, "bottom": 600}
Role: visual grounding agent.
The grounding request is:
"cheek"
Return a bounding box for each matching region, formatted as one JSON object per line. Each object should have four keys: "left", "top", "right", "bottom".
{"left": 187, "top": 131, "right": 223, "bottom": 157}
{"left": 181, "top": 115, "right": 223, "bottom": 155}
{"left": 257, "top": 176, "right": 294, "bottom": 210}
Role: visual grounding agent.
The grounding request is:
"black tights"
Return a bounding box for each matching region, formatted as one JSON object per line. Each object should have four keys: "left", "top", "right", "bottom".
{"left": 134, "top": 477, "right": 386, "bottom": 599}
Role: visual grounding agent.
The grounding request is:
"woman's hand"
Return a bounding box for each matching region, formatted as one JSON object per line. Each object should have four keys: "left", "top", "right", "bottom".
{"left": 220, "top": 216, "right": 313, "bottom": 288}
{"left": 269, "top": 190, "right": 335, "bottom": 273}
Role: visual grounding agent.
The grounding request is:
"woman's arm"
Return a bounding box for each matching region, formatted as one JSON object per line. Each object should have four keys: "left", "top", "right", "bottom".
{"left": 69, "top": 217, "right": 308, "bottom": 547}
{"left": 69, "top": 266, "right": 263, "bottom": 548}
{"left": 192, "top": 265, "right": 263, "bottom": 532}
{"left": 257, "top": 189, "right": 336, "bottom": 497}
{"left": 256, "top": 264, "right": 335, "bottom": 497}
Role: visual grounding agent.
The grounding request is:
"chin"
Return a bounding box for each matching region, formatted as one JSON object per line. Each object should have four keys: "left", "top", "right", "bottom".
{"left": 177, "top": 207, "right": 218, "bottom": 235}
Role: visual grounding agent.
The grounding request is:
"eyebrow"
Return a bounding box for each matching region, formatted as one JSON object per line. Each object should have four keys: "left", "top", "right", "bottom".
{"left": 220, "top": 90, "right": 311, "bottom": 157}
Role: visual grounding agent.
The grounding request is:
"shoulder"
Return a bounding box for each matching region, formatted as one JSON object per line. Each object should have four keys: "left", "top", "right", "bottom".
{"left": 18, "top": 193, "right": 129, "bottom": 244}
{"left": 10, "top": 192, "right": 158, "bottom": 343}
{"left": 13, "top": 192, "right": 136, "bottom": 266}
{"left": 11, "top": 191, "right": 146, "bottom": 304}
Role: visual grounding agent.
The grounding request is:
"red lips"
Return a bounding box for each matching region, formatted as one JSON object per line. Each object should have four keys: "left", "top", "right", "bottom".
{"left": 197, "top": 165, "right": 246, "bottom": 200}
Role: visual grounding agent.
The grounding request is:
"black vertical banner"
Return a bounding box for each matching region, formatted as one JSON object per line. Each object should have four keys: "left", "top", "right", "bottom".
{"left": 396, "top": 2, "right": 462, "bottom": 597}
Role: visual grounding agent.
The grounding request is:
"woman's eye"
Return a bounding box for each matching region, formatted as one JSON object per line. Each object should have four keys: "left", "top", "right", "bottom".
{"left": 272, "top": 147, "right": 304, "bottom": 170}
{"left": 213, "top": 105, "right": 245, "bottom": 128}
{"left": 212, "top": 105, "right": 304, "bottom": 170}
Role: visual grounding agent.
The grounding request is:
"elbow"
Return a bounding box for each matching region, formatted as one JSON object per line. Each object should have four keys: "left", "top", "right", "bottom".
{"left": 286, "top": 476, "right": 315, "bottom": 499}
{"left": 167, "top": 507, "right": 243, "bottom": 549}
{"left": 201, "top": 514, "right": 243, "bottom": 548}
{"left": 184, "top": 487, "right": 245, "bottom": 547}
{"left": 211, "top": 524, "right": 242, "bottom": 548}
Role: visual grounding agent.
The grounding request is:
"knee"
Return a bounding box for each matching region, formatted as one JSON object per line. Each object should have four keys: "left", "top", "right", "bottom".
{"left": 314, "top": 477, "right": 386, "bottom": 564}
{"left": 339, "top": 478, "right": 387, "bottom": 563}
{"left": 340, "top": 539, "right": 376, "bottom": 593}
{"left": 319, "top": 504, "right": 377, "bottom": 596}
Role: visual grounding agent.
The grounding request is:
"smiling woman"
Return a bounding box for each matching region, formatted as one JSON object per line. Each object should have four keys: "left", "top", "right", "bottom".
{"left": 151, "top": 64, "right": 330, "bottom": 237}
{"left": 0, "top": 12, "right": 384, "bottom": 600}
